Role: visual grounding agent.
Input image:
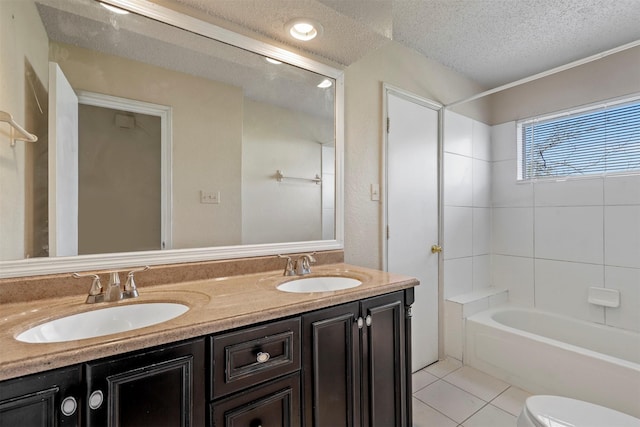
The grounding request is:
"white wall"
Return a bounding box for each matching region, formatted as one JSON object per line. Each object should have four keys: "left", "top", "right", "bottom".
{"left": 0, "top": 1, "right": 48, "bottom": 260}
{"left": 344, "top": 41, "right": 487, "bottom": 269}
{"left": 443, "top": 111, "right": 492, "bottom": 299}
{"left": 492, "top": 122, "right": 640, "bottom": 332}
{"left": 50, "top": 42, "right": 244, "bottom": 249}
{"left": 242, "top": 99, "right": 331, "bottom": 244}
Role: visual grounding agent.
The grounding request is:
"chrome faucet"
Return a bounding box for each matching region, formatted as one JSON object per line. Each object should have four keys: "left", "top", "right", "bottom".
{"left": 105, "top": 271, "right": 123, "bottom": 302}
{"left": 72, "top": 273, "right": 104, "bottom": 304}
{"left": 72, "top": 266, "right": 149, "bottom": 303}
{"left": 278, "top": 255, "right": 296, "bottom": 276}
{"left": 294, "top": 253, "right": 316, "bottom": 275}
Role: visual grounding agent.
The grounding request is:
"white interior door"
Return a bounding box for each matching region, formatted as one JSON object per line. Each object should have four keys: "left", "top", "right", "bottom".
{"left": 385, "top": 89, "right": 440, "bottom": 372}
{"left": 48, "top": 62, "right": 78, "bottom": 257}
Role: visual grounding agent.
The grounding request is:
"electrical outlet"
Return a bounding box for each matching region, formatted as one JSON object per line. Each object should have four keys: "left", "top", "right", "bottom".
{"left": 200, "top": 190, "right": 220, "bottom": 204}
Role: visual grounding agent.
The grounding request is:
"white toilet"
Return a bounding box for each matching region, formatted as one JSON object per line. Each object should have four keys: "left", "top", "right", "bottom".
{"left": 517, "top": 395, "right": 640, "bottom": 427}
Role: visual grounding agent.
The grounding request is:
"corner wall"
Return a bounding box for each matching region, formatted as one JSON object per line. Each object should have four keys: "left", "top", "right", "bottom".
{"left": 343, "top": 41, "right": 487, "bottom": 269}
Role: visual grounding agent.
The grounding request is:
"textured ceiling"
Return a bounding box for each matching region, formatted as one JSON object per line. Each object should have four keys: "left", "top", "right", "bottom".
{"left": 173, "top": 0, "right": 640, "bottom": 88}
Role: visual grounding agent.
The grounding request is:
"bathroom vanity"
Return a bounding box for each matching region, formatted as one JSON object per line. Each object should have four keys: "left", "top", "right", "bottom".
{"left": 0, "top": 264, "right": 417, "bottom": 426}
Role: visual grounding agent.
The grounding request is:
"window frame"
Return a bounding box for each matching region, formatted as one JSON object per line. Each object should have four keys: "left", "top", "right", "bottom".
{"left": 516, "top": 94, "right": 640, "bottom": 182}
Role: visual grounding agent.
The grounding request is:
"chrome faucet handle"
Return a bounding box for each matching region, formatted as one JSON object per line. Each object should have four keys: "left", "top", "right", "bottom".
{"left": 277, "top": 255, "right": 296, "bottom": 276}
{"left": 72, "top": 273, "right": 104, "bottom": 304}
{"left": 123, "top": 266, "right": 149, "bottom": 299}
{"left": 295, "top": 253, "right": 317, "bottom": 275}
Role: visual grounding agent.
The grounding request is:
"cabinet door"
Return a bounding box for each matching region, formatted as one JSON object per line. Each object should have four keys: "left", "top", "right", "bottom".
{"left": 302, "top": 302, "right": 360, "bottom": 427}
{"left": 361, "top": 292, "right": 407, "bottom": 427}
{"left": 85, "top": 338, "right": 205, "bottom": 427}
{"left": 0, "top": 365, "right": 82, "bottom": 427}
{"left": 211, "top": 374, "right": 300, "bottom": 427}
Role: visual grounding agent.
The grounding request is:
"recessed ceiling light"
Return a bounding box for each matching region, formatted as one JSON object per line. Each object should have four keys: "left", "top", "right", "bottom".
{"left": 100, "top": 2, "right": 130, "bottom": 15}
{"left": 317, "top": 79, "right": 333, "bottom": 89}
{"left": 286, "top": 18, "right": 323, "bottom": 41}
{"left": 265, "top": 57, "right": 283, "bottom": 65}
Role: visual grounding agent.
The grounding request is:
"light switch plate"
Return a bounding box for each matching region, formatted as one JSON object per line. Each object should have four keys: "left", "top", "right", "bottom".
{"left": 200, "top": 190, "right": 220, "bottom": 204}
{"left": 370, "top": 184, "right": 380, "bottom": 201}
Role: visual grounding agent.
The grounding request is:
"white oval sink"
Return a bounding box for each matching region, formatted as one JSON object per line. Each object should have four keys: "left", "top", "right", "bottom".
{"left": 16, "top": 303, "right": 189, "bottom": 343}
{"left": 277, "top": 276, "right": 362, "bottom": 293}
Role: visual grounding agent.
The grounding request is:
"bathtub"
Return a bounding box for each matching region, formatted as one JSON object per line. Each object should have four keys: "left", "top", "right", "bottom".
{"left": 465, "top": 306, "right": 640, "bottom": 418}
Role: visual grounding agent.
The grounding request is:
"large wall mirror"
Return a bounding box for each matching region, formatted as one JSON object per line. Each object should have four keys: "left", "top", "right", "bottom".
{"left": 0, "top": 0, "right": 344, "bottom": 277}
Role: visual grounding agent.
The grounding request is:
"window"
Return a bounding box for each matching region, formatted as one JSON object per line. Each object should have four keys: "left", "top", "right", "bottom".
{"left": 517, "top": 96, "right": 640, "bottom": 180}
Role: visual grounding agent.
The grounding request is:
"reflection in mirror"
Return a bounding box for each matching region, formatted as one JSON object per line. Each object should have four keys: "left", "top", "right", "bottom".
{"left": 0, "top": 0, "right": 339, "bottom": 270}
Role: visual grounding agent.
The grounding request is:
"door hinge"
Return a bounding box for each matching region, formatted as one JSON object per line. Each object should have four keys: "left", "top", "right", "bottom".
{"left": 386, "top": 117, "right": 390, "bottom": 133}
{"left": 386, "top": 225, "right": 390, "bottom": 240}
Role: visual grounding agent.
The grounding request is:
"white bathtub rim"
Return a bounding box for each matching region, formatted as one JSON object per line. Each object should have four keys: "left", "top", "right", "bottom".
{"left": 466, "top": 305, "right": 640, "bottom": 371}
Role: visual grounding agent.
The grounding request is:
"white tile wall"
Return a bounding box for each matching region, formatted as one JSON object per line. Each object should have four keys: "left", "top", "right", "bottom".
{"left": 444, "top": 206, "right": 473, "bottom": 259}
{"left": 604, "top": 205, "right": 640, "bottom": 268}
{"left": 444, "top": 113, "right": 493, "bottom": 302}
{"left": 472, "top": 208, "right": 491, "bottom": 255}
{"left": 489, "top": 120, "right": 640, "bottom": 332}
{"left": 444, "top": 258, "right": 473, "bottom": 298}
{"left": 444, "top": 111, "right": 473, "bottom": 156}
{"left": 534, "top": 259, "right": 605, "bottom": 323}
{"left": 604, "top": 174, "right": 640, "bottom": 205}
{"left": 472, "top": 121, "right": 491, "bottom": 161}
{"left": 492, "top": 255, "right": 535, "bottom": 306}
{"left": 534, "top": 178, "right": 603, "bottom": 207}
{"left": 604, "top": 266, "right": 640, "bottom": 332}
{"left": 472, "top": 254, "right": 491, "bottom": 290}
{"left": 490, "top": 122, "right": 517, "bottom": 161}
{"left": 444, "top": 153, "right": 473, "bottom": 206}
{"left": 492, "top": 160, "right": 533, "bottom": 207}
{"left": 473, "top": 159, "right": 491, "bottom": 207}
{"left": 534, "top": 206, "right": 604, "bottom": 264}
{"left": 492, "top": 207, "right": 534, "bottom": 257}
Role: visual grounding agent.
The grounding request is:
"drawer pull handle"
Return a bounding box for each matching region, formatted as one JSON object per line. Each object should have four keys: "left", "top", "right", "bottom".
{"left": 256, "top": 352, "right": 270, "bottom": 363}
{"left": 89, "top": 390, "right": 103, "bottom": 410}
{"left": 60, "top": 396, "right": 77, "bottom": 416}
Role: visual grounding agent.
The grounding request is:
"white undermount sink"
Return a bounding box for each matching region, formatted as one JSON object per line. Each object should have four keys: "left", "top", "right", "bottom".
{"left": 277, "top": 276, "right": 362, "bottom": 293}
{"left": 15, "top": 303, "right": 189, "bottom": 343}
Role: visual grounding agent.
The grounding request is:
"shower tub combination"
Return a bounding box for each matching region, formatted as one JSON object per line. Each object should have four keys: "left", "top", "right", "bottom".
{"left": 465, "top": 306, "right": 640, "bottom": 418}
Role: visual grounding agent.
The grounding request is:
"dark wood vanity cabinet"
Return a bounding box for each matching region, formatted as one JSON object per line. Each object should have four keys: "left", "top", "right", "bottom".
{"left": 1, "top": 289, "right": 414, "bottom": 427}
{"left": 84, "top": 338, "right": 205, "bottom": 427}
{"left": 302, "top": 290, "right": 413, "bottom": 427}
{"left": 0, "top": 365, "right": 82, "bottom": 427}
{"left": 209, "top": 318, "right": 302, "bottom": 427}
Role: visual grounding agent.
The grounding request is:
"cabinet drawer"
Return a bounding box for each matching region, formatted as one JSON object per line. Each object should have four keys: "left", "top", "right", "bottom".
{"left": 210, "top": 317, "right": 301, "bottom": 399}
{"left": 210, "top": 373, "right": 300, "bottom": 427}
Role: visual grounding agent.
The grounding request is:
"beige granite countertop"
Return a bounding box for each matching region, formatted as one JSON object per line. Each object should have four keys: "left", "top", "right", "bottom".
{"left": 0, "top": 263, "right": 418, "bottom": 381}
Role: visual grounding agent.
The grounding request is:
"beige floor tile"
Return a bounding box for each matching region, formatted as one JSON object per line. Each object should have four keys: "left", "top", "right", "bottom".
{"left": 414, "top": 380, "right": 486, "bottom": 424}
{"left": 424, "top": 357, "right": 462, "bottom": 378}
{"left": 413, "top": 369, "right": 439, "bottom": 392}
{"left": 412, "top": 397, "right": 458, "bottom": 427}
{"left": 491, "top": 386, "right": 532, "bottom": 416}
{"left": 462, "top": 404, "right": 517, "bottom": 427}
{"left": 443, "top": 366, "right": 510, "bottom": 401}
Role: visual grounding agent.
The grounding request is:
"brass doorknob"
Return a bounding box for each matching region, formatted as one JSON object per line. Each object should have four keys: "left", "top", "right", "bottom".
{"left": 431, "top": 245, "right": 442, "bottom": 254}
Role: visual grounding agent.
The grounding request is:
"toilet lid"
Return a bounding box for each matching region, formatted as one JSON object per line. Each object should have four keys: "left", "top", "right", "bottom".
{"left": 525, "top": 396, "right": 640, "bottom": 427}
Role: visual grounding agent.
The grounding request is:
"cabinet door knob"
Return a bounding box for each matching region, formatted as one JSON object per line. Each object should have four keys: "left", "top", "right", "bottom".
{"left": 89, "top": 390, "right": 104, "bottom": 410}
{"left": 60, "top": 396, "right": 77, "bottom": 416}
{"left": 365, "top": 315, "right": 372, "bottom": 327}
{"left": 256, "top": 352, "right": 270, "bottom": 363}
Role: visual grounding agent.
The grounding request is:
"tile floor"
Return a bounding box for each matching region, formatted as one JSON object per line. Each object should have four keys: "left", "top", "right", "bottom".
{"left": 412, "top": 358, "right": 532, "bottom": 427}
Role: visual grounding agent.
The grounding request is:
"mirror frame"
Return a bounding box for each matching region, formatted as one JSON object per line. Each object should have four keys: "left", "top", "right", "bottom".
{"left": 0, "top": 0, "right": 344, "bottom": 278}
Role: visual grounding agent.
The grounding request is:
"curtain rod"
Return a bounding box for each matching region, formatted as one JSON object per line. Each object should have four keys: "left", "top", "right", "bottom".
{"left": 446, "top": 39, "right": 640, "bottom": 108}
